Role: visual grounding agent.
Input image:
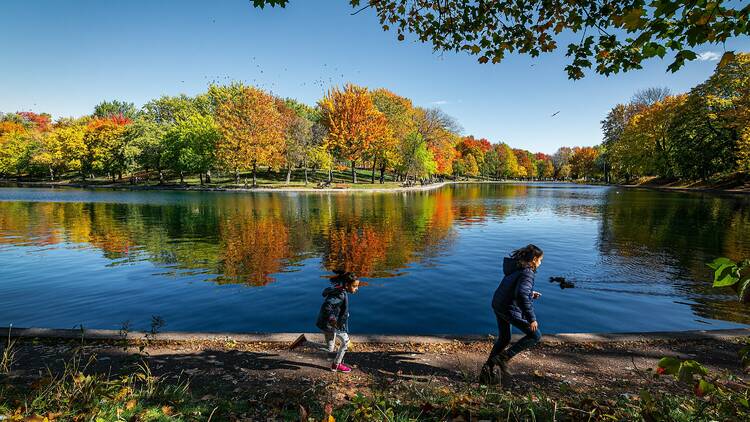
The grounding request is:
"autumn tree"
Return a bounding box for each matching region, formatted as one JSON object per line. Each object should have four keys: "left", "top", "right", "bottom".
{"left": 569, "top": 147, "right": 600, "bottom": 180}
{"left": 33, "top": 120, "right": 86, "bottom": 180}
{"left": 93, "top": 100, "right": 139, "bottom": 120}
{"left": 371, "top": 88, "right": 413, "bottom": 183}
{"left": 82, "top": 116, "right": 131, "bottom": 181}
{"left": 0, "top": 130, "right": 35, "bottom": 178}
{"left": 535, "top": 153, "right": 555, "bottom": 180}
{"left": 513, "top": 149, "right": 536, "bottom": 180}
{"left": 15, "top": 112, "right": 52, "bottom": 132}
{"left": 215, "top": 86, "right": 285, "bottom": 186}
{"left": 397, "top": 132, "right": 437, "bottom": 181}
{"left": 318, "top": 84, "right": 388, "bottom": 183}
{"left": 413, "top": 107, "right": 460, "bottom": 177}
{"left": 496, "top": 143, "right": 521, "bottom": 179}
{"left": 457, "top": 136, "right": 491, "bottom": 178}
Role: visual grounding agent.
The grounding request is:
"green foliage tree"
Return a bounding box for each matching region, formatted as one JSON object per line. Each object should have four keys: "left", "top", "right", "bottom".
{"left": 93, "top": 100, "right": 139, "bottom": 120}
{"left": 164, "top": 114, "right": 220, "bottom": 185}
{"left": 123, "top": 118, "right": 169, "bottom": 183}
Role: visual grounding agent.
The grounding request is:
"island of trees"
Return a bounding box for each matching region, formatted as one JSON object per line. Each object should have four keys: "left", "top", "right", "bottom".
{"left": 0, "top": 54, "right": 747, "bottom": 188}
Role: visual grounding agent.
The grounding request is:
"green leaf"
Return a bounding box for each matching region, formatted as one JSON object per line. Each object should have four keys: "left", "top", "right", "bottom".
{"left": 677, "top": 360, "right": 708, "bottom": 383}
{"left": 657, "top": 356, "right": 681, "bottom": 374}
{"left": 714, "top": 272, "right": 740, "bottom": 288}
{"left": 712, "top": 261, "right": 738, "bottom": 283}
{"left": 698, "top": 379, "right": 715, "bottom": 395}
{"left": 707, "top": 257, "right": 733, "bottom": 270}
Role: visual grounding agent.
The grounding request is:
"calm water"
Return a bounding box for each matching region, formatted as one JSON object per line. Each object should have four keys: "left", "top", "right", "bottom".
{"left": 1, "top": 184, "right": 749, "bottom": 334}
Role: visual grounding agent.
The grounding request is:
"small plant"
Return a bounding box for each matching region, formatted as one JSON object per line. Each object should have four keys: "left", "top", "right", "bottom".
{"left": 707, "top": 257, "right": 750, "bottom": 302}
{"left": 138, "top": 315, "right": 166, "bottom": 355}
{"left": 1, "top": 326, "right": 17, "bottom": 374}
{"left": 656, "top": 357, "right": 714, "bottom": 396}
{"left": 118, "top": 320, "right": 131, "bottom": 352}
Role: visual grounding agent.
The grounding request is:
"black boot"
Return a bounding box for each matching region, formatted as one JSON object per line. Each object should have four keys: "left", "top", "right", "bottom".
{"left": 479, "top": 362, "right": 496, "bottom": 385}
{"left": 491, "top": 353, "right": 512, "bottom": 387}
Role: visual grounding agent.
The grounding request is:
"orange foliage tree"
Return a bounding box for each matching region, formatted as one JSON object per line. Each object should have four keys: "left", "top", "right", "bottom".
{"left": 319, "top": 84, "right": 389, "bottom": 183}
{"left": 324, "top": 224, "right": 388, "bottom": 276}
{"left": 215, "top": 86, "right": 285, "bottom": 186}
{"left": 569, "top": 146, "right": 600, "bottom": 180}
{"left": 219, "top": 215, "right": 290, "bottom": 286}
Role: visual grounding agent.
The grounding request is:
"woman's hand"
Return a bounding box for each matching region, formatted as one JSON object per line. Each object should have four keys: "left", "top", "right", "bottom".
{"left": 530, "top": 321, "right": 539, "bottom": 332}
{"left": 532, "top": 291, "right": 542, "bottom": 299}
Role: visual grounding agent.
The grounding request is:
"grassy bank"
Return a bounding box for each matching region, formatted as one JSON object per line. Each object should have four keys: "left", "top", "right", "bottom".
{"left": 0, "top": 168, "right": 422, "bottom": 191}
{"left": 1, "top": 333, "right": 749, "bottom": 421}
{"left": 621, "top": 173, "right": 750, "bottom": 194}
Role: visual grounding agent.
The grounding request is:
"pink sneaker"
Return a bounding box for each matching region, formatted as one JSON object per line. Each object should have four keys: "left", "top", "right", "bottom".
{"left": 331, "top": 363, "right": 352, "bottom": 373}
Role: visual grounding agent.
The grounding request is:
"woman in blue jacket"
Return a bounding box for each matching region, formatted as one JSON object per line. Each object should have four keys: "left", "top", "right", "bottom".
{"left": 480, "top": 244, "right": 544, "bottom": 385}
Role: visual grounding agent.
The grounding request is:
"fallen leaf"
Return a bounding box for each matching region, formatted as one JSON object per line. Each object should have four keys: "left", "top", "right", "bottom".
{"left": 125, "top": 400, "right": 137, "bottom": 410}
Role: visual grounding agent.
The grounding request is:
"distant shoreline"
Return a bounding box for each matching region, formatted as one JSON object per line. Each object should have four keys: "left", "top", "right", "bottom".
{"left": 2, "top": 178, "right": 748, "bottom": 195}
{"left": 617, "top": 183, "right": 750, "bottom": 195}
{"left": 0, "top": 179, "right": 452, "bottom": 193}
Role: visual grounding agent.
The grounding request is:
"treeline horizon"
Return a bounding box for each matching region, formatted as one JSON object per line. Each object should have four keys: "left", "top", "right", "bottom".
{"left": 1, "top": 54, "right": 747, "bottom": 187}
{"left": 0, "top": 83, "right": 602, "bottom": 186}
{"left": 602, "top": 53, "right": 749, "bottom": 183}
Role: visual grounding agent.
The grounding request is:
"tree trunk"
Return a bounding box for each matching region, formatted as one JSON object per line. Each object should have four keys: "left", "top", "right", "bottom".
{"left": 328, "top": 168, "right": 332, "bottom": 182}
{"left": 286, "top": 167, "right": 292, "bottom": 184}
{"left": 158, "top": 170, "right": 164, "bottom": 185}
{"left": 235, "top": 168, "right": 240, "bottom": 185}
{"left": 380, "top": 163, "right": 386, "bottom": 184}
{"left": 180, "top": 171, "right": 184, "bottom": 184}
{"left": 111, "top": 173, "right": 116, "bottom": 183}
{"left": 351, "top": 160, "right": 357, "bottom": 184}
{"left": 252, "top": 161, "right": 257, "bottom": 187}
{"left": 371, "top": 158, "right": 376, "bottom": 184}
{"left": 199, "top": 173, "right": 204, "bottom": 185}
{"left": 49, "top": 167, "right": 54, "bottom": 181}
{"left": 304, "top": 165, "right": 308, "bottom": 185}
{"left": 205, "top": 170, "right": 211, "bottom": 184}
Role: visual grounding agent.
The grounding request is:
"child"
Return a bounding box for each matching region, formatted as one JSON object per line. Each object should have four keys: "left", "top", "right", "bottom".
{"left": 316, "top": 272, "right": 360, "bottom": 373}
{"left": 480, "top": 244, "right": 544, "bottom": 385}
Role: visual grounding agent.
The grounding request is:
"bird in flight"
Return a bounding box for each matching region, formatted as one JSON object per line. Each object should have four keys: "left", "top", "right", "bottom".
{"left": 551, "top": 111, "right": 560, "bottom": 117}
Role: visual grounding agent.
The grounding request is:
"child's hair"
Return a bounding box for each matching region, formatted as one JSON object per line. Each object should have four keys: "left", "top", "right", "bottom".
{"left": 510, "top": 244, "right": 544, "bottom": 269}
{"left": 331, "top": 271, "right": 358, "bottom": 286}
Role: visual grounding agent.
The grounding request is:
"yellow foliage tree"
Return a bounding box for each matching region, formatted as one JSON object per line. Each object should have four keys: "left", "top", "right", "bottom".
{"left": 34, "top": 122, "right": 86, "bottom": 180}
{"left": 215, "top": 87, "right": 285, "bottom": 186}
{"left": 371, "top": 88, "right": 412, "bottom": 183}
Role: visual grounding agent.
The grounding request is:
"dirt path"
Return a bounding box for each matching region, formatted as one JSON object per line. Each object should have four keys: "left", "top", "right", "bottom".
{"left": 5, "top": 334, "right": 748, "bottom": 401}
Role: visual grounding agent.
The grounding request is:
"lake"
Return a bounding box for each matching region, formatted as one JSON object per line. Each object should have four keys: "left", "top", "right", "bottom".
{"left": 1, "top": 183, "right": 748, "bottom": 335}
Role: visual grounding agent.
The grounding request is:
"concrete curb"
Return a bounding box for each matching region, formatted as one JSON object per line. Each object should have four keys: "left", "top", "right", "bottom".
{"left": 3, "top": 327, "right": 749, "bottom": 345}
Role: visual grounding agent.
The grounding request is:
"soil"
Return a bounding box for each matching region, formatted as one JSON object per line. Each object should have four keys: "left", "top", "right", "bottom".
{"left": 4, "top": 335, "right": 748, "bottom": 402}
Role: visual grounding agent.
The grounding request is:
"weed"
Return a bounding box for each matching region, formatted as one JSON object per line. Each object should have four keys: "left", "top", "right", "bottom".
{"left": 0, "top": 326, "right": 17, "bottom": 374}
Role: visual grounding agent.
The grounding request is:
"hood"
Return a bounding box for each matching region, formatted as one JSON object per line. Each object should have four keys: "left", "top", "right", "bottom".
{"left": 322, "top": 286, "right": 343, "bottom": 297}
{"left": 503, "top": 257, "right": 520, "bottom": 276}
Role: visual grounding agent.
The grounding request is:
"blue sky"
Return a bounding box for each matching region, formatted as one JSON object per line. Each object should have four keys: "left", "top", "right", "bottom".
{"left": 1, "top": 0, "right": 748, "bottom": 154}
